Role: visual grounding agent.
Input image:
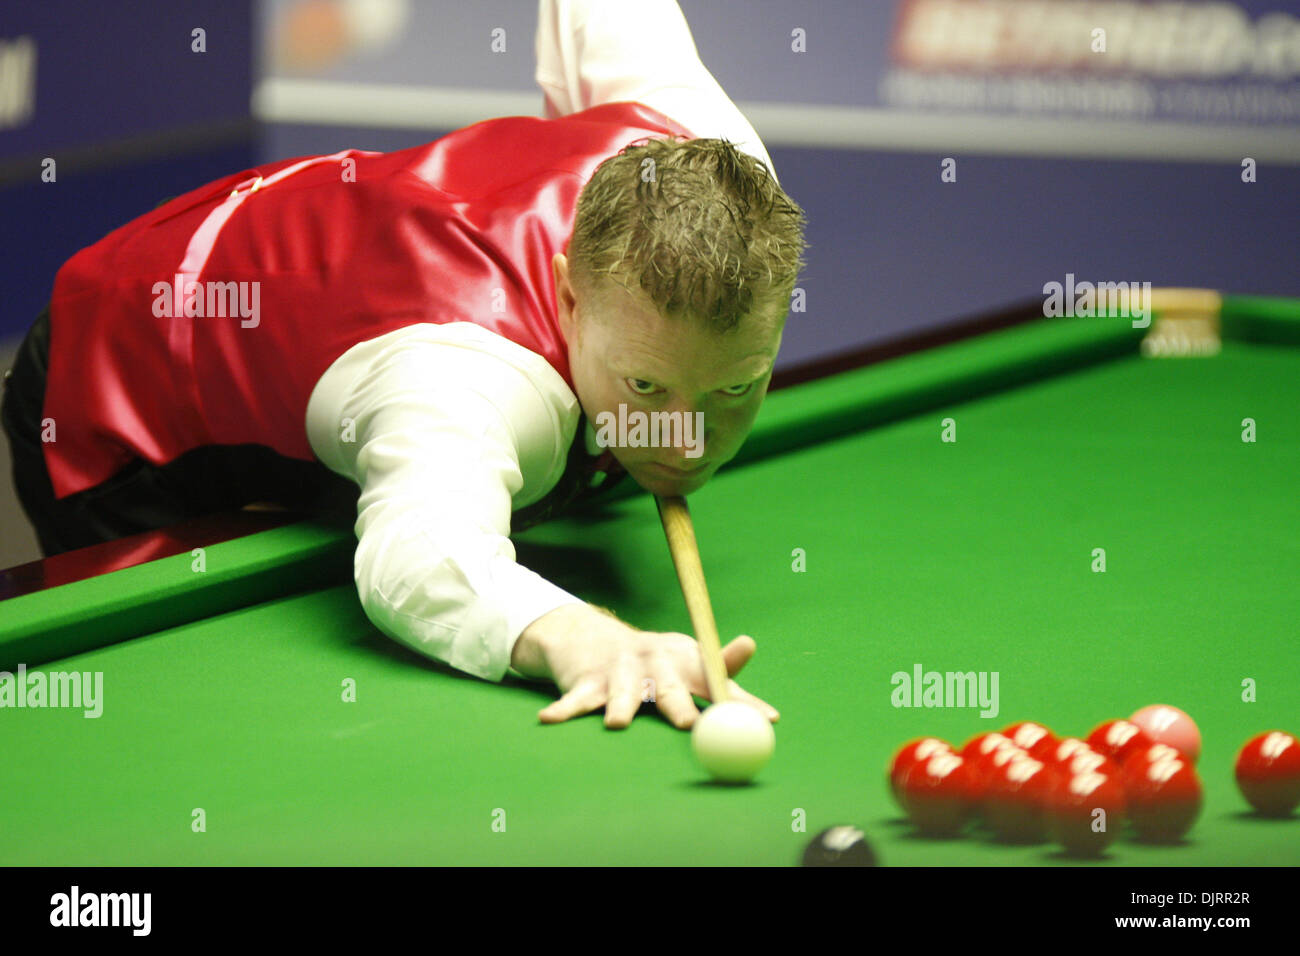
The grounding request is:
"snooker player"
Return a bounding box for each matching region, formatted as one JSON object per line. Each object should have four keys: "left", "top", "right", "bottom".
{"left": 1, "top": 0, "right": 805, "bottom": 730}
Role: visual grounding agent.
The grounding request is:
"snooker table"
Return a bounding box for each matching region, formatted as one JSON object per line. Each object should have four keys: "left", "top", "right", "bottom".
{"left": 2, "top": 296, "right": 1298, "bottom": 866}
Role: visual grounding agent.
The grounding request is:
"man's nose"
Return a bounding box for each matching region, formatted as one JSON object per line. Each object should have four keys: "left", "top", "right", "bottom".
{"left": 661, "top": 405, "right": 708, "bottom": 462}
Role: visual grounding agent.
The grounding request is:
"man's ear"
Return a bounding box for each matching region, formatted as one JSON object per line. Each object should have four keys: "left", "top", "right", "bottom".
{"left": 553, "top": 254, "right": 577, "bottom": 342}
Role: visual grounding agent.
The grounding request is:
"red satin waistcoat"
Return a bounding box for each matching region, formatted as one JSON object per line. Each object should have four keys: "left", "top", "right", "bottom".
{"left": 44, "top": 101, "right": 692, "bottom": 498}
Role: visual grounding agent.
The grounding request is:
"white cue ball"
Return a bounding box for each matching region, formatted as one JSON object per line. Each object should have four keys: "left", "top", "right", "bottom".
{"left": 691, "top": 701, "right": 775, "bottom": 783}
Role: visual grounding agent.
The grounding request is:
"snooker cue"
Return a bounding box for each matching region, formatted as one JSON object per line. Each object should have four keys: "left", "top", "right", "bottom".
{"left": 656, "top": 495, "right": 730, "bottom": 705}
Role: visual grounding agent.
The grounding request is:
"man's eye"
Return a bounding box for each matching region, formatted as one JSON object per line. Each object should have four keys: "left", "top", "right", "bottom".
{"left": 627, "top": 378, "right": 660, "bottom": 395}
{"left": 720, "top": 382, "right": 754, "bottom": 396}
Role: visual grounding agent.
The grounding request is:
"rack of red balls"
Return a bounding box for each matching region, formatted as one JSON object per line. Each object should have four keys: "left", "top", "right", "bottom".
{"left": 887, "top": 707, "right": 1300, "bottom": 857}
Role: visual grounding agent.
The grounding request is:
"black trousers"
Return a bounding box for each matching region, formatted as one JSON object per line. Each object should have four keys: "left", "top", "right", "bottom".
{"left": 2, "top": 307, "right": 359, "bottom": 557}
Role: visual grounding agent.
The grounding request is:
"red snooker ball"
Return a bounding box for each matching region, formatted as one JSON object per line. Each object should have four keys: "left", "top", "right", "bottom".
{"left": 1002, "top": 721, "right": 1058, "bottom": 759}
{"left": 1086, "top": 718, "right": 1154, "bottom": 766}
{"left": 889, "top": 737, "right": 952, "bottom": 808}
{"left": 965, "top": 740, "right": 1028, "bottom": 814}
{"left": 1056, "top": 747, "right": 1121, "bottom": 781}
{"left": 1130, "top": 704, "right": 1201, "bottom": 763}
{"left": 1046, "top": 737, "right": 1093, "bottom": 768}
{"left": 1121, "top": 744, "right": 1203, "bottom": 842}
{"left": 900, "top": 750, "right": 974, "bottom": 835}
{"left": 960, "top": 732, "right": 1014, "bottom": 765}
{"left": 1235, "top": 731, "right": 1300, "bottom": 817}
{"left": 1048, "top": 767, "right": 1127, "bottom": 856}
{"left": 983, "top": 753, "right": 1059, "bottom": 843}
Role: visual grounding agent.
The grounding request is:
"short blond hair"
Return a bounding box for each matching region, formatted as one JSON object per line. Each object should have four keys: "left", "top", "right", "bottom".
{"left": 568, "top": 137, "right": 807, "bottom": 331}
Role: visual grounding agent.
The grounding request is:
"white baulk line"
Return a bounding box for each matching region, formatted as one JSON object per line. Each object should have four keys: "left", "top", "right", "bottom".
{"left": 254, "top": 77, "right": 1300, "bottom": 164}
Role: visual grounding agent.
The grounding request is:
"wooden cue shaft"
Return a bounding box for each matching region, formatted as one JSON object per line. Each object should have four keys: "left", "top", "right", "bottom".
{"left": 655, "top": 495, "right": 730, "bottom": 704}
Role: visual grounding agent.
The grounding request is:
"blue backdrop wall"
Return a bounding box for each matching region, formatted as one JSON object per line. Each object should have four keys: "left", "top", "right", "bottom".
{"left": 3, "top": 0, "right": 1297, "bottom": 370}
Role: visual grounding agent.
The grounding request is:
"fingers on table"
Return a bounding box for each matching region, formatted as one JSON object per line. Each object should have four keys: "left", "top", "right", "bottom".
{"left": 721, "top": 634, "right": 757, "bottom": 676}
{"left": 723, "top": 680, "right": 781, "bottom": 723}
{"left": 537, "top": 647, "right": 775, "bottom": 729}
{"left": 650, "top": 659, "right": 700, "bottom": 729}
{"left": 537, "top": 675, "right": 607, "bottom": 724}
{"left": 603, "top": 658, "right": 645, "bottom": 728}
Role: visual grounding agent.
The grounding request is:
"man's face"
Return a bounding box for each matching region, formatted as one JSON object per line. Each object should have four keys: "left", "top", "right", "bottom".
{"left": 553, "top": 254, "right": 782, "bottom": 497}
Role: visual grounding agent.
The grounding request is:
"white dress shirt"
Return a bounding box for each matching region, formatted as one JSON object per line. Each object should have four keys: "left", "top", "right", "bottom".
{"left": 306, "top": 0, "right": 775, "bottom": 681}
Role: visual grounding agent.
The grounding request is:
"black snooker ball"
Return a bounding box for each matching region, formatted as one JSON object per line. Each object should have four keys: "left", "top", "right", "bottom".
{"left": 801, "top": 826, "right": 878, "bottom": 867}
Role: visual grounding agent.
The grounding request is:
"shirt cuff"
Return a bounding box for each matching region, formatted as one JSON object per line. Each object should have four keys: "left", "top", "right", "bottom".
{"left": 499, "top": 563, "right": 587, "bottom": 676}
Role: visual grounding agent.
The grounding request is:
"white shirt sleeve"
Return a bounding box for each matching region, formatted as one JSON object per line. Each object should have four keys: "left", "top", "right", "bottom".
{"left": 535, "top": 0, "right": 777, "bottom": 181}
{"left": 305, "top": 322, "right": 587, "bottom": 681}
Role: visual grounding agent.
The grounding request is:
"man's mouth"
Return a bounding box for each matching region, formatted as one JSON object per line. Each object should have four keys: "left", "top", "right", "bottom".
{"left": 639, "top": 460, "right": 710, "bottom": 480}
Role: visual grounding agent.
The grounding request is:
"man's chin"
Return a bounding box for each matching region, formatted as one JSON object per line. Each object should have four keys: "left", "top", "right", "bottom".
{"left": 629, "top": 465, "right": 711, "bottom": 497}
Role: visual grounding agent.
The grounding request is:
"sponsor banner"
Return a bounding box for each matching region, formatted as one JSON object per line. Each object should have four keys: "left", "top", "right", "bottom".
{"left": 882, "top": 0, "right": 1300, "bottom": 126}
